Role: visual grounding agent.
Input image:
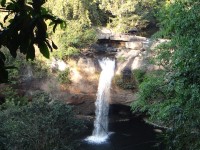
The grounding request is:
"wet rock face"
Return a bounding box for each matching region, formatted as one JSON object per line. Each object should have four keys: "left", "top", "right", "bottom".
{"left": 59, "top": 35, "right": 166, "bottom": 115}
{"left": 64, "top": 35, "right": 159, "bottom": 111}
{"left": 63, "top": 57, "right": 136, "bottom": 117}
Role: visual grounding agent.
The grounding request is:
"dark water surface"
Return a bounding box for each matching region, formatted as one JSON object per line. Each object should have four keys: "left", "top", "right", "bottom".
{"left": 80, "top": 117, "right": 164, "bottom": 150}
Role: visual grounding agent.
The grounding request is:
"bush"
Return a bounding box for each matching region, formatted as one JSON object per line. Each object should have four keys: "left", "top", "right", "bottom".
{"left": 114, "top": 74, "right": 136, "bottom": 90}
{"left": 1, "top": 47, "right": 51, "bottom": 83}
{"left": 132, "top": 69, "right": 146, "bottom": 85}
{"left": 131, "top": 70, "right": 168, "bottom": 115}
{"left": 0, "top": 87, "right": 28, "bottom": 110}
{"left": 0, "top": 93, "right": 83, "bottom": 150}
{"left": 58, "top": 69, "right": 71, "bottom": 84}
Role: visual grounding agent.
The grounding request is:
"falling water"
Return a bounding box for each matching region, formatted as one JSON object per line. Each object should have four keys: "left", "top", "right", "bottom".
{"left": 86, "top": 58, "right": 115, "bottom": 144}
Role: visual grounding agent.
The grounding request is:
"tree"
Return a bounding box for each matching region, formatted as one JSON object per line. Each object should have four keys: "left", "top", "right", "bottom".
{"left": 0, "top": 0, "right": 64, "bottom": 83}
{"left": 98, "top": 0, "right": 165, "bottom": 33}
{"left": 46, "top": 0, "right": 108, "bottom": 26}
{"left": 45, "top": 0, "right": 106, "bottom": 59}
{"left": 132, "top": 1, "right": 200, "bottom": 149}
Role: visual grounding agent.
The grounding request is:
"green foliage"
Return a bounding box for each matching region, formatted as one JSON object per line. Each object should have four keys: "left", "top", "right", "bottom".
{"left": 30, "top": 60, "right": 50, "bottom": 79}
{"left": 115, "top": 69, "right": 146, "bottom": 90}
{"left": 132, "top": 69, "right": 146, "bottom": 84}
{"left": 99, "top": 0, "right": 165, "bottom": 33}
{"left": 132, "top": 1, "right": 200, "bottom": 149}
{"left": 58, "top": 69, "right": 71, "bottom": 84}
{"left": 0, "top": 0, "right": 63, "bottom": 83}
{"left": 0, "top": 87, "right": 28, "bottom": 110}
{"left": 46, "top": 0, "right": 99, "bottom": 60}
{"left": 0, "top": 92, "right": 83, "bottom": 150}
{"left": 131, "top": 70, "right": 168, "bottom": 114}
{"left": 1, "top": 47, "right": 27, "bottom": 83}
{"left": 114, "top": 74, "right": 136, "bottom": 90}
{"left": 46, "top": 0, "right": 108, "bottom": 26}
{"left": 52, "top": 21, "right": 97, "bottom": 59}
{"left": 0, "top": 47, "right": 50, "bottom": 83}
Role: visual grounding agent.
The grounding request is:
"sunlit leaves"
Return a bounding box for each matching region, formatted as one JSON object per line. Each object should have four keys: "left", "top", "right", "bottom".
{"left": 98, "top": 0, "right": 165, "bottom": 33}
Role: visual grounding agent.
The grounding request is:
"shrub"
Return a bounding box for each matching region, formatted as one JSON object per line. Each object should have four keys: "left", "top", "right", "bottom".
{"left": 114, "top": 74, "right": 136, "bottom": 90}
{"left": 0, "top": 87, "right": 28, "bottom": 110}
{"left": 131, "top": 70, "right": 167, "bottom": 115}
{"left": 132, "top": 69, "right": 146, "bottom": 85}
{"left": 1, "top": 47, "right": 51, "bottom": 83}
{"left": 58, "top": 69, "right": 71, "bottom": 84}
{"left": 0, "top": 92, "right": 83, "bottom": 150}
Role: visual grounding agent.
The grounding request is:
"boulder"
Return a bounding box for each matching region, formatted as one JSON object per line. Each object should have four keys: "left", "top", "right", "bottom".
{"left": 125, "top": 41, "right": 143, "bottom": 49}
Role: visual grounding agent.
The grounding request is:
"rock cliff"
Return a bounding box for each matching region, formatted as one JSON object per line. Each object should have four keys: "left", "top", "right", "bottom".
{"left": 60, "top": 33, "right": 164, "bottom": 115}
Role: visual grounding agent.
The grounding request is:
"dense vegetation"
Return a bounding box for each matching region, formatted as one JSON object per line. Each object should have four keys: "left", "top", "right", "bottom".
{"left": 0, "top": 91, "right": 83, "bottom": 150}
{"left": 1, "top": 0, "right": 200, "bottom": 149}
{"left": 132, "top": 1, "right": 200, "bottom": 149}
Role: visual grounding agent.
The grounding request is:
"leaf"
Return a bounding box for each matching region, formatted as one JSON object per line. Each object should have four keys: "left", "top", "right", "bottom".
{"left": 52, "top": 41, "right": 58, "bottom": 49}
{"left": 20, "top": 42, "right": 28, "bottom": 54}
{"left": 6, "top": 2, "right": 16, "bottom": 10}
{"left": 53, "top": 23, "right": 57, "bottom": 33}
{"left": 45, "top": 40, "right": 52, "bottom": 52}
{"left": 0, "top": 22, "right": 3, "bottom": 28}
{"left": 41, "top": 7, "right": 48, "bottom": 15}
{"left": 38, "top": 42, "right": 50, "bottom": 58}
{"left": 54, "top": 18, "right": 63, "bottom": 24}
{"left": 19, "top": 32, "right": 30, "bottom": 54}
{"left": 35, "top": 20, "right": 47, "bottom": 41}
{"left": 60, "top": 21, "right": 67, "bottom": 29}
{"left": 7, "top": 40, "right": 17, "bottom": 58}
{"left": 8, "top": 19, "right": 14, "bottom": 23}
{"left": 49, "top": 21, "right": 54, "bottom": 26}
{"left": 4, "top": 13, "right": 10, "bottom": 23}
{"left": 26, "top": 44, "right": 35, "bottom": 60}
{"left": 0, "top": 0, "right": 6, "bottom": 7}
{"left": 8, "top": 32, "right": 19, "bottom": 58}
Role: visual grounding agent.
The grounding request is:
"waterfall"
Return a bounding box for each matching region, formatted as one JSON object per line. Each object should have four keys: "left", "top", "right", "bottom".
{"left": 86, "top": 58, "right": 115, "bottom": 144}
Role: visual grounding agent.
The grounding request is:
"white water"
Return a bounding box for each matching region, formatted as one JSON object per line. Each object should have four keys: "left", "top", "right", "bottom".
{"left": 86, "top": 58, "right": 115, "bottom": 144}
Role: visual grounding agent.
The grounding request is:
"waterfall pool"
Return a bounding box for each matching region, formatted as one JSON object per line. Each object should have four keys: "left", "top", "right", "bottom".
{"left": 80, "top": 117, "right": 164, "bottom": 150}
